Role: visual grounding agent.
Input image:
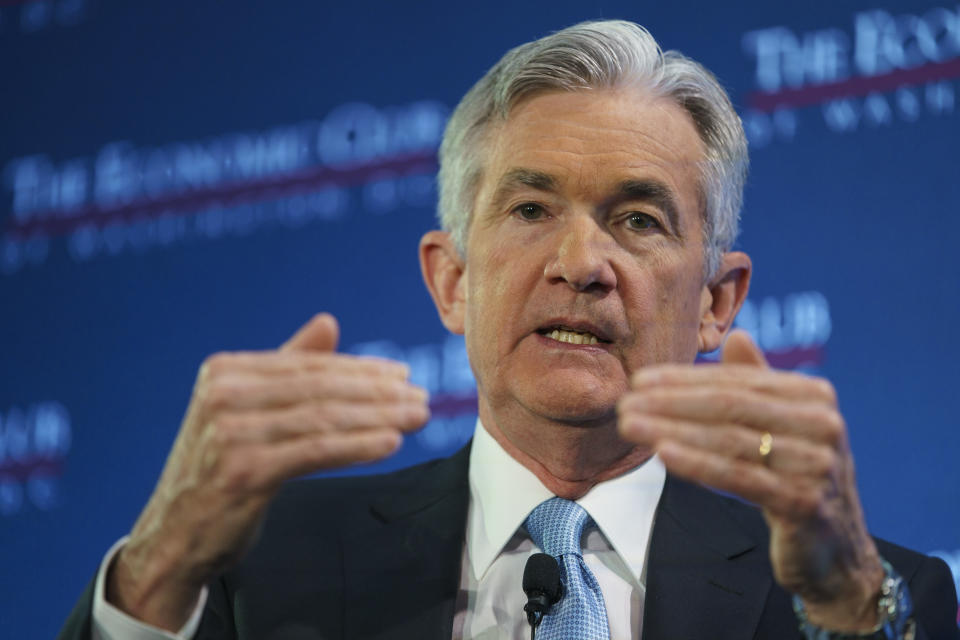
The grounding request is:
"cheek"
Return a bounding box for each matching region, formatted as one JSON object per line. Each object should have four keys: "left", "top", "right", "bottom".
{"left": 657, "top": 264, "right": 709, "bottom": 357}
{"left": 471, "top": 237, "right": 541, "bottom": 310}
{"left": 655, "top": 270, "right": 702, "bottom": 320}
{"left": 466, "top": 264, "right": 505, "bottom": 324}
{"left": 463, "top": 259, "right": 521, "bottom": 360}
{"left": 623, "top": 252, "right": 705, "bottom": 346}
{"left": 623, "top": 250, "right": 692, "bottom": 318}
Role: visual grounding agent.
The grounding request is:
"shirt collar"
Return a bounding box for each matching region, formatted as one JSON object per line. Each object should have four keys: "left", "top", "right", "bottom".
{"left": 467, "top": 418, "right": 666, "bottom": 584}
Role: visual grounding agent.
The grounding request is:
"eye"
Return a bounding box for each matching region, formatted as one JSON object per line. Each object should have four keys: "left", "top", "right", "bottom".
{"left": 625, "top": 212, "right": 660, "bottom": 231}
{"left": 514, "top": 203, "right": 546, "bottom": 221}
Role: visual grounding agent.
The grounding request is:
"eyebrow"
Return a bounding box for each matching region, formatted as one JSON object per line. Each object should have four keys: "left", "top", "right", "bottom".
{"left": 614, "top": 179, "right": 681, "bottom": 236}
{"left": 489, "top": 168, "right": 559, "bottom": 211}
{"left": 489, "top": 168, "right": 683, "bottom": 236}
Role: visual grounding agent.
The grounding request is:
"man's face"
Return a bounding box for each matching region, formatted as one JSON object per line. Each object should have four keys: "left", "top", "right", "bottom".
{"left": 461, "top": 87, "right": 711, "bottom": 425}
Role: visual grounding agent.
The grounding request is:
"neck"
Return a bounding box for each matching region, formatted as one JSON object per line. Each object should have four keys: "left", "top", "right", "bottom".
{"left": 479, "top": 399, "right": 653, "bottom": 500}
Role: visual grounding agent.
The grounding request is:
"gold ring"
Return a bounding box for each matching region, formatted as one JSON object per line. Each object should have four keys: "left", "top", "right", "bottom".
{"left": 758, "top": 432, "right": 773, "bottom": 465}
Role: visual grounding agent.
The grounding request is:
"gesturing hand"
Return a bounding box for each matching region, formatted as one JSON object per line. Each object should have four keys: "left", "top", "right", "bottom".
{"left": 106, "top": 314, "right": 430, "bottom": 631}
{"left": 618, "top": 330, "right": 884, "bottom": 631}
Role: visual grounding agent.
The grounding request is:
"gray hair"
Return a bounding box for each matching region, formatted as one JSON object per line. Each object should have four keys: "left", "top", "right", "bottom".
{"left": 436, "top": 20, "right": 748, "bottom": 279}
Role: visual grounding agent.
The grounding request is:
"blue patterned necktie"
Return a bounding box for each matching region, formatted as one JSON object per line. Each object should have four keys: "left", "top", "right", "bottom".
{"left": 524, "top": 497, "right": 611, "bottom": 640}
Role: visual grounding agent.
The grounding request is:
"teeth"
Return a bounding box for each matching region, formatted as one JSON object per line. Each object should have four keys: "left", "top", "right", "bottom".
{"left": 547, "top": 329, "right": 600, "bottom": 345}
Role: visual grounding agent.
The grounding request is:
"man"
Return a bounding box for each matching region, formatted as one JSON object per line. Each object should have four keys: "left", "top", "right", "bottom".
{"left": 60, "top": 20, "right": 958, "bottom": 640}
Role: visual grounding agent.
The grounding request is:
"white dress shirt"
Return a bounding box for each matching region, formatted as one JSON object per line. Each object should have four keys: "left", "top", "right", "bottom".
{"left": 92, "top": 419, "right": 665, "bottom": 639}
{"left": 455, "top": 420, "right": 665, "bottom": 639}
{"left": 92, "top": 537, "right": 207, "bottom": 640}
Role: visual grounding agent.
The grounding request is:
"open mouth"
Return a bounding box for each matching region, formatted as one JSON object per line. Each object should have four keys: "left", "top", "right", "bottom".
{"left": 536, "top": 325, "right": 611, "bottom": 346}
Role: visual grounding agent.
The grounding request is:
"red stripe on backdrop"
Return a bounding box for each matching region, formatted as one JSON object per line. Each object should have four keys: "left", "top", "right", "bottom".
{"left": 747, "top": 58, "right": 960, "bottom": 112}
{"left": 4, "top": 152, "right": 438, "bottom": 238}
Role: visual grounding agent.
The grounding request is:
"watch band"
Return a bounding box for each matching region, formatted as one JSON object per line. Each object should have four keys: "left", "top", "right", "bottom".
{"left": 793, "top": 559, "right": 915, "bottom": 640}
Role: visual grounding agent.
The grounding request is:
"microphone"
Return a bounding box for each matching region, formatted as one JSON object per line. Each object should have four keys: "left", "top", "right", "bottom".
{"left": 523, "top": 552, "right": 562, "bottom": 636}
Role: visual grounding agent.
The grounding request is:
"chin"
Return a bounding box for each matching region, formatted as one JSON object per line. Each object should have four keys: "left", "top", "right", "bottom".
{"left": 517, "top": 377, "right": 622, "bottom": 425}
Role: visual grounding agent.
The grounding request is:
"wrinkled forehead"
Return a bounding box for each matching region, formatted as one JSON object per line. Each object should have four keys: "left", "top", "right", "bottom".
{"left": 476, "top": 88, "right": 707, "bottom": 211}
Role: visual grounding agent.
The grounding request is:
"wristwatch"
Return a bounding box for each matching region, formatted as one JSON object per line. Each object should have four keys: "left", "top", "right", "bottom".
{"left": 793, "top": 560, "right": 915, "bottom": 640}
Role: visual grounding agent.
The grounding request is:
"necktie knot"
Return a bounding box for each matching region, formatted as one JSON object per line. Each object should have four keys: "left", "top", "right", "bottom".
{"left": 525, "top": 497, "right": 592, "bottom": 558}
{"left": 523, "top": 497, "right": 610, "bottom": 639}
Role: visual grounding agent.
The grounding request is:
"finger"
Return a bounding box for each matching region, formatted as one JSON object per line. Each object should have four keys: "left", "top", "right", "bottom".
{"left": 618, "top": 388, "right": 845, "bottom": 443}
{"left": 655, "top": 440, "right": 824, "bottom": 519}
{"left": 259, "top": 429, "right": 405, "bottom": 485}
{"left": 281, "top": 313, "right": 339, "bottom": 353}
{"left": 630, "top": 365, "right": 836, "bottom": 405}
{"left": 721, "top": 329, "right": 768, "bottom": 368}
{"left": 198, "top": 372, "right": 429, "bottom": 413}
{"left": 619, "top": 413, "right": 836, "bottom": 475}
{"left": 200, "top": 351, "right": 410, "bottom": 382}
{"left": 206, "top": 401, "right": 430, "bottom": 444}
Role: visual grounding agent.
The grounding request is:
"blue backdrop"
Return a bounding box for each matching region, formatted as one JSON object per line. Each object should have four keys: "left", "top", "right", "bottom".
{"left": 2, "top": 1, "right": 958, "bottom": 636}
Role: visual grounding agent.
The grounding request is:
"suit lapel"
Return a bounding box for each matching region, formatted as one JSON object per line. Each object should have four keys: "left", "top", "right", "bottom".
{"left": 643, "top": 476, "right": 772, "bottom": 640}
{"left": 342, "top": 445, "right": 471, "bottom": 640}
{"left": 340, "top": 449, "right": 775, "bottom": 639}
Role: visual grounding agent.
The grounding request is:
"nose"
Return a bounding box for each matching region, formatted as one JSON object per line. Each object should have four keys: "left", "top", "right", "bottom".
{"left": 543, "top": 216, "right": 617, "bottom": 294}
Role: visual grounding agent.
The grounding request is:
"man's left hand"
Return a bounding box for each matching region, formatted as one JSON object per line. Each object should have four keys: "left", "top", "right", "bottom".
{"left": 617, "top": 330, "right": 885, "bottom": 631}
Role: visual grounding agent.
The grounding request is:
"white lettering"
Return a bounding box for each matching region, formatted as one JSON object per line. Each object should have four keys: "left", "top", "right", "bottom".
{"left": 4, "top": 101, "right": 447, "bottom": 222}
{"left": 3, "top": 156, "right": 89, "bottom": 220}
{"left": 926, "top": 80, "right": 955, "bottom": 113}
{"left": 1, "top": 238, "right": 22, "bottom": 275}
{"left": 854, "top": 10, "right": 888, "bottom": 74}
{"left": 230, "top": 128, "right": 307, "bottom": 180}
{"left": 742, "top": 112, "right": 774, "bottom": 147}
{"left": 0, "top": 408, "right": 30, "bottom": 462}
{"left": 363, "top": 172, "right": 399, "bottom": 214}
{"left": 94, "top": 142, "right": 139, "bottom": 207}
{"left": 822, "top": 98, "right": 862, "bottom": 132}
{"left": 391, "top": 101, "right": 448, "bottom": 152}
{"left": 0, "top": 479, "right": 23, "bottom": 515}
{"left": 855, "top": 6, "right": 960, "bottom": 74}
{"left": 773, "top": 109, "right": 798, "bottom": 139}
{"left": 141, "top": 148, "right": 176, "bottom": 198}
{"left": 27, "top": 473, "right": 58, "bottom": 509}
{"left": 58, "top": 160, "right": 88, "bottom": 211}
{"left": 734, "top": 292, "right": 831, "bottom": 352}
{"left": 743, "top": 27, "right": 795, "bottom": 92}
{"left": 6, "top": 156, "right": 53, "bottom": 221}
{"left": 318, "top": 103, "right": 390, "bottom": 167}
{"left": 349, "top": 334, "right": 474, "bottom": 398}
{"left": 916, "top": 8, "right": 960, "bottom": 61}
{"left": 863, "top": 92, "right": 893, "bottom": 125}
{"left": 747, "top": 6, "right": 960, "bottom": 94}
{"left": 895, "top": 86, "right": 922, "bottom": 120}
{"left": 0, "top": 402, "right": 72, "bottom": 464}
{"left": 171, "top": 143, "right": 223, "bottom": 189}
{"left": 784, "top": 291, "right": 832, "bottom": 347}
{"left": 856, "top": 9, "right": 900, "bottom": 74}
{"left": 743, "top": 27, "right": 850, "bottom": 92}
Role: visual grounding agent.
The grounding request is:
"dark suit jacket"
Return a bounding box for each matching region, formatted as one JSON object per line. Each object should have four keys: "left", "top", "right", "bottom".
{"left": 60, "top": 443, "right": 960, "bottom": 639}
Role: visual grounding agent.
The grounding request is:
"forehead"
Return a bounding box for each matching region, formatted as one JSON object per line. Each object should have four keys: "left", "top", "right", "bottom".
{"left": 480, "top": 87, "right": 705, "bottom": 211}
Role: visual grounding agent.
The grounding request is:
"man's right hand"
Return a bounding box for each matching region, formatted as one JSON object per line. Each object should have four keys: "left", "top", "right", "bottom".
{"left": 104, "top": 313, "right": 430, "bottom": 631}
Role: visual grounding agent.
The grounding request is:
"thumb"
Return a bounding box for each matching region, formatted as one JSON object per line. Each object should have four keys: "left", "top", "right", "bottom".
{"left": 281, "top": 313, "right": 339, "bottom": 353}
{"left": 721, "top": 329, "right": 768, "bottom": 368}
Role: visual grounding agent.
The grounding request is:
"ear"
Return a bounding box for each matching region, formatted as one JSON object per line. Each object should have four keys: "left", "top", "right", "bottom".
{"left": 698, "top": 251, "right": 752, "bottom": 353}
{"left": 419, "top": 230, "right": 467, "bottom": 335}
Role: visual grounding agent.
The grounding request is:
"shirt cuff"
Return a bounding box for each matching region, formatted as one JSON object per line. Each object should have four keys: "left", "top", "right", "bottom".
{"left": 91, "top": 536, "right": 208, "bottom": 640}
